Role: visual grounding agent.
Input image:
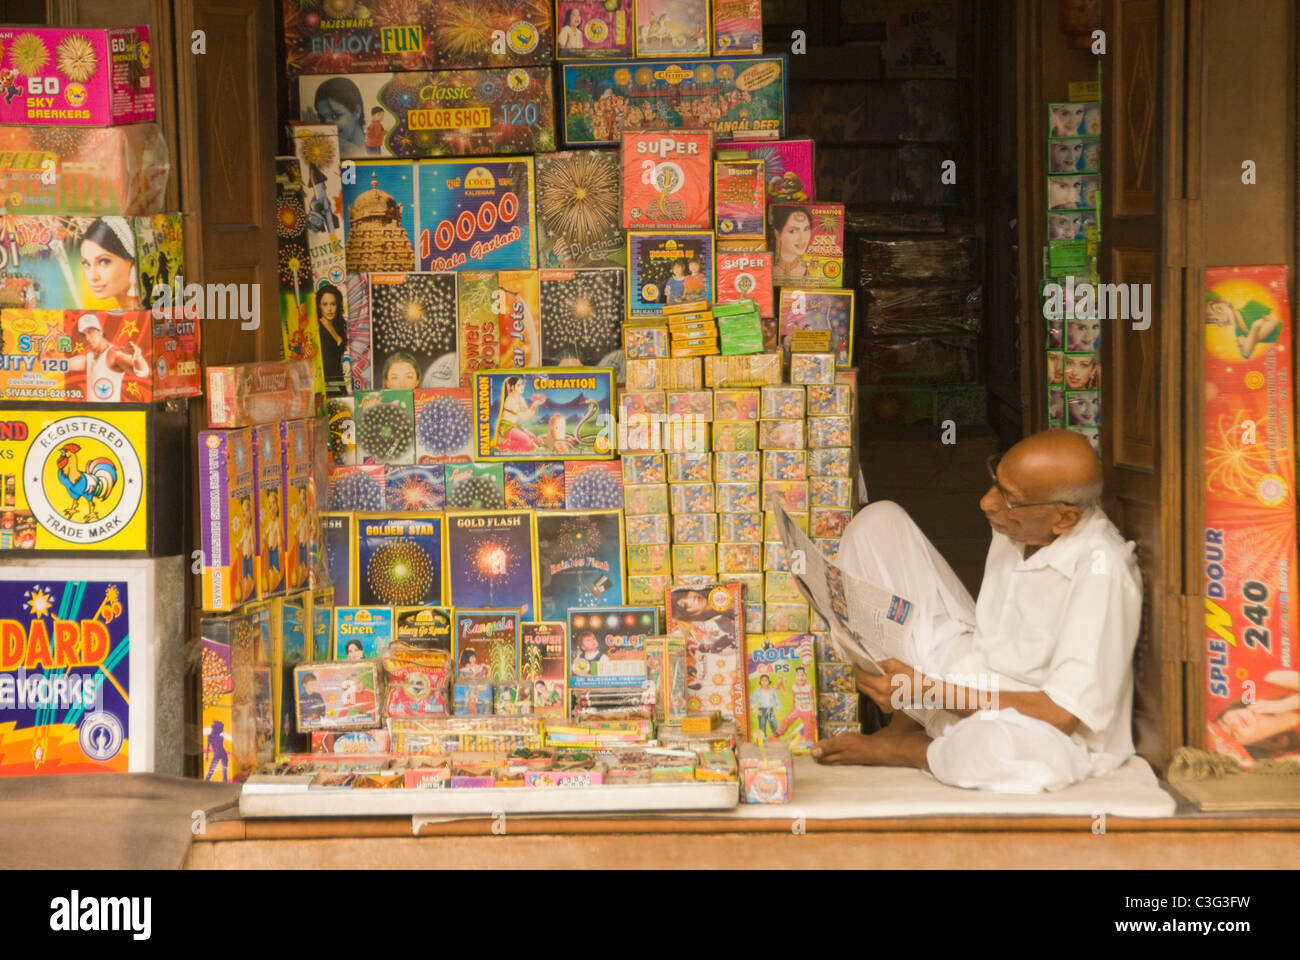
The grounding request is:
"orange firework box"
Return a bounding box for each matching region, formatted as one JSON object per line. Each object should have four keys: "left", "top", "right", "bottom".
{"left": 1202, "top": 265, "right": 1299, "bottom": 768}
{"left": 281, "top": 419, "right": 314, "bottom": 593}
{"left": 622, "top": 130, "right": 714, "bottom": 230}
{"left": 199, "top": 427, "right": 258, "bottom": 613}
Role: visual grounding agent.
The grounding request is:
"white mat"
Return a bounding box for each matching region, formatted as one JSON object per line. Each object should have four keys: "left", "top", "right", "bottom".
{"left": 720, "top": 755, "right": 1178, "bottom": 820}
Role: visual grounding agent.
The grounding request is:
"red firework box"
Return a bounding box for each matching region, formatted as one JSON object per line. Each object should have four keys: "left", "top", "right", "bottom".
{"left": 1202, "top": 265, "right": 1299, "bottom": 768}
{"left": 0, "top": 308, "right": 199, "bottom": 402}
{"left": 715, "top": 248, "right": 774, "bottom": 318}
{"left": 621, "top": 130, "right": 714, "bottom": 230}
{"left": 713, "top": 158, "right": 765, "bottom": 239}
{"left": 769, "top": 202, "right": 845, "bottom": 289}
{"left": 712, "top": 0, "right": 763, "bottom": 55}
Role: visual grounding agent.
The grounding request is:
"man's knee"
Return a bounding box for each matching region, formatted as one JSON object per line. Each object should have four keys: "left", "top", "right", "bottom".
{"left": 848, "top": 500, "right": 912, "bottom": 536}
{"left": 926, "top": 711, "right": 1091, "bottom": 792}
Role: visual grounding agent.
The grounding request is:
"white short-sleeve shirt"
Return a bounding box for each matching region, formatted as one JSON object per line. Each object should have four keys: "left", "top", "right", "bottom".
{"left": 939, "top": 507, "right": 1144, "bottom": 773}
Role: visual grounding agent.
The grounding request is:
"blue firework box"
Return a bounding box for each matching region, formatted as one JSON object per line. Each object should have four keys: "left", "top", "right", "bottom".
{"left": 559, "top": 56, "right": 788, "bottom": 146}
{"left": 415, "top": 157, "right": 537, "bottom": 272}
{"left": 356, "top": 513, "right": 444, "bottom": 607}
{"left": 472, "top": 368, "right": 615, "bottom": 460}
{"left": 534, "top": 509, "right": 626, "bottom": 621}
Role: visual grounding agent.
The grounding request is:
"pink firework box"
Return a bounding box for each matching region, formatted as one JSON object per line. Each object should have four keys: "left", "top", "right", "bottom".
{"left": 714, "top": 158, "right": 765, "bottom": 238}
{"left": 726, "top": 139, "right": 814, "bottom": 203}
{"left": 715, "top": 248, "right": 774, "bottom": 318}
{"left": 769, "top": 202, "right": 845, "bottom": 288}
{"left": 0, "top": 27, "right": 155, "bottom": 126}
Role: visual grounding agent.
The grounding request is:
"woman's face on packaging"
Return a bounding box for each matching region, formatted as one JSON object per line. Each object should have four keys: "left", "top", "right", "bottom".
{"left": 317, "top": 97, "right": 359, "bottom": 139}
{"left": 1065, "top": 355, "right": 1096, "bottom": 390}
{"left": 776, "top": 212, "right": 811, "bottom": 257}
{"left": 80, "top": 239, "right": 132, "bottom": 301}
{"left": 319, "top": 291, "right": 339, "bottom": 321}
{"left": 385, "top": 361, "right": 418, "bottom": 390}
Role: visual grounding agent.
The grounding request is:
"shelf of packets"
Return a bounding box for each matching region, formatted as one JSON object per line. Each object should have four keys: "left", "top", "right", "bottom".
{"left": 199, "top": 580, "right": 863, "bottom": 806}
{"left": 285, "top": 1, "right": 777, "bottom": 159}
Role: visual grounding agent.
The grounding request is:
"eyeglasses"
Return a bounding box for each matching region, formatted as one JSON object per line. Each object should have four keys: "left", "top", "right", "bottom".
{"left": 985, "top": 453, "right": 1077, "bottom": 512}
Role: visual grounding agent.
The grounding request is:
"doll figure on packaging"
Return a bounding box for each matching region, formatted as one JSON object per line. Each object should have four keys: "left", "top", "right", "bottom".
{"left": 495, "top": 375, "right": 548, "bottom": 452}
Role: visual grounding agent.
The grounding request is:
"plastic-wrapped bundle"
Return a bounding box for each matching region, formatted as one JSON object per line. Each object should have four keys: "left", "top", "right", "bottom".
{"left": 863, "top": 285, "right": 983, "bottom": 335}
{"left": 863, "top": 335, "right": 979, "bottom": 386}
{"left": 858, "top": 237, "right": 978, "bottom": 285}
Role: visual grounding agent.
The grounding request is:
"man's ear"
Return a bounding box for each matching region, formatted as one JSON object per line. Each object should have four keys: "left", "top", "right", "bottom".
{"left": 1053, "top": 505, "right": 1083, "bottom": 535}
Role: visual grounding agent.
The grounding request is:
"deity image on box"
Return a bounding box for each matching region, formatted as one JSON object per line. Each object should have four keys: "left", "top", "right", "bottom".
{"left": 556, "top": 0, "right": 633, "bottom": 58}
{"left": 539, "top": 268, "right": 625, "bottom": 370}
{"left": 778, "top": 289, "right": 855, "bottom": 366}
{"left": 454, "top": 608, "right": 520, "bottom": 685}
{"left": 712, "top": 0, "right": 763, "bottom": 55}
{"left": 368, "top": 272, "right": 459, "bottom": 390}
{"left": 560, "top": 56, "right": 787, "bottom": 145}
{"left": 357, "top": 514, "right": 444, "bottom": 606}
{"left": 343, "top": 163, "right": 417, "bottom": 274}
{"left": 534, "top": 149, "right": 625, "bottom": 267}
{"left": 633, "top": 0, "right": 710, "bottom": 57}
{"left": 473, "top": 368, "right": 615, "bottom": 459}
{"left": 627, "top": 231, "right": 715, "bottom": 316}
{"left": 415, "top": 157, "right": 537, "bottom": 271}
{"left": 535, "top": 509, "right": 626, "bottom": 619}
{"left": 444, "top": 509, "right": 537, "bottom": 617}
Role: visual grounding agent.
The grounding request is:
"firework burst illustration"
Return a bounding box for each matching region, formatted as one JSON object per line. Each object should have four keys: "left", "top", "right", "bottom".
{"left": 1206, "top": 411, "right": 1275, "bottom": 499}
{"left": 357, "top": 399, "right": 414, "bottom": 463}
{"left": 23, "top": 585, "right": 55, "bottom": 618}
{"left": 435, "top": 0, "right": 496, "bottom": 59}
{"left": 329, "top": 469, "right": 385, "bottom": 511}
{"left": 296, "top": 131, "right": 337, "bottom": 170}
{"left": 416, "top": 394, "right": 472, "bottom": 456}
{"left": 277, "top": 240, "right": 312, "bottom": 286}
{"left": 536, "top": 151, "right": 621, "bottom": 261}
{"left": 371, "top": 273, "right": 456, "bottom": 356}
{"left": 539, "top": 268, "right": 624, "bottom": 365}
{"left": 386, "top": 467, "right": 445, "bottom": 511}
{"left": 550, "top": 515, "right": 602, "bottom": 562}
{"left": 535, "top": 465, "right": 566, "bottom": 509}
{"left": 367, "top": 538, "right": 436, "bottom": 605}
{"left": 470, "top": 537, "right": 518, "bottom": 604}
{"left": 277, "top": 192, "right": 306, "bottom": 239}
{"left": 566, "top": 468, "right": 622, "bottom": 509}
{"left": 12, "top": 33, "right": 51, "bottom": 75}
{"left": 446, "top": 473, "right": 505, "bottom": 509}
{"left": 56, "top": 34, "right": 98, "bottom": 82}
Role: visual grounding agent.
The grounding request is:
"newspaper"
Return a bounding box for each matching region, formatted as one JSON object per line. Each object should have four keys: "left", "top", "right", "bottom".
{"left": 774, "top": 505, "right": 916, "bottom": 677}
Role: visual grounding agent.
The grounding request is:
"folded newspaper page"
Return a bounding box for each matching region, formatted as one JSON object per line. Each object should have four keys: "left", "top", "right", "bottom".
{"left": 774, "top": 505, "right": 916, "bottom": 677}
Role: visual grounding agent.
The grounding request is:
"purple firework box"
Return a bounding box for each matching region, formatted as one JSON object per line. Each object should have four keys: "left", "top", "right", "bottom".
{"left": 0, "top": 26, "right": 155, "bottom": 126}
{"left": 298, "top": 69, "right": 556, "bottom": 159}
{"left": 724, "top": 139, "right": 815, "bottom": 203}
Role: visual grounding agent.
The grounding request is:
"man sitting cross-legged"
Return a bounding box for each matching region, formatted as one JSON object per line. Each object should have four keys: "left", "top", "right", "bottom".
{"left": 811, "top": 430, "right": 1143, "bottom": 793}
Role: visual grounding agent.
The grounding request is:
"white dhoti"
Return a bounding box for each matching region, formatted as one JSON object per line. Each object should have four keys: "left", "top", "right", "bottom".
{"left": 836, "top": 500, "right": 1096, "bottom": 793}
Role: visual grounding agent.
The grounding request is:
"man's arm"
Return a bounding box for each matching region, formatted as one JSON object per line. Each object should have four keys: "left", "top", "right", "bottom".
{"left": 856, "top": 661, "right": 1081, "bottom": 736}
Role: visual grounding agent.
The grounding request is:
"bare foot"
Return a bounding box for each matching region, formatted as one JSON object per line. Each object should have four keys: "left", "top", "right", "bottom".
{"left": 810, "top": 729, "right": 932, "bottom": 770}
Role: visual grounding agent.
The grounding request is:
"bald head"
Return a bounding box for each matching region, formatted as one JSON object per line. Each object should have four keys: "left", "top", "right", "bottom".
{"left": 1002, "top": 430, "right": 1103, "bottom": 508}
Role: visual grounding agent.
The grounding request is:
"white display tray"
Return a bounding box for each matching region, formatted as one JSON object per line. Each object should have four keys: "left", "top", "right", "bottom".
{"left": 238, "top": 776, "right": 739, "bottom": 818}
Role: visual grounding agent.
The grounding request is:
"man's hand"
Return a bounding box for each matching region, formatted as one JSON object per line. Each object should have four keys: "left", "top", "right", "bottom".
{"left": 855, "top": 659, "right": 925, "bottom": 713}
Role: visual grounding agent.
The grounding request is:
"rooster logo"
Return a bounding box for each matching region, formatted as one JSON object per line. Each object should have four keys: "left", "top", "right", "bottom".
{"left": 55, "top": 443, "right": 118, "bottom": 522}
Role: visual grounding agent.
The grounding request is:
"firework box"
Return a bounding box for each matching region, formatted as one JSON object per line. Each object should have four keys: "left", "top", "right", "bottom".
{"left": 454, "top": 680, "right": 494, "bottom": 715}
{"left": 328, "top": 464, "right": 387, "bottom": 512}
{"left": 745, "top": 632, "right": 816, "bottom": 752}
{"left": 535, "top": 508, "right": 627, "bottom": 619}
{"left": 567, "top": 606, "right": 656, "bottom": 692}
{"left": 333, "top": 606, "right": 394, "bottom": 659}
{"left": 738, "top": 739, "right": 790, "bottom": 803}
{"left": 621, "top": 130, "right": 713, "bottom": 230}
{"left": 564, "top": 460, "right": 624, "bottom": 510}
{"left": 342, "top": 162, "right": 417, "bottom": 275}
{"left": 273, "top": 594, "right": 312, "bottom": 755}
{"left": 393, "top": 606, "right": 453, "bottom": 654}
{"left": 251, "top": 424, "right": 286, "bottom": 601}
{"left": 205, "top": 360, "right": 315, "bottom": 431}
{"left": 385, "top": 464, "right": 445, "bottom": 509}
{"left": 444, "top": 462, "right": 505, "bottom": 508}
{"left": 627, "top": 231, "right": 716, "bottom": 317}
{"left": 713, "top": 158, "right": 764, "bottom": 238}
{"left": 368, "top": 271, "right": 459, "bottom": 388}
{"left": 534, "top": 149, "right": 625, "bottom": 267}
{"left": 454, "top": 608, "right": 521, "bottom": 684}
{"left": 356, "top": 513, "right": 444, "bottom": 607}
{"left": 770, "top": 202, "right": 845, "bottom": 288}
{"left": 298, "top": 68, "right": 556, "bottom": 159}
{"left": 456, "top": 270, "right": 542, "bottom": 385}
{"left": 384, "top": 649, "right": 451, "bottom": 717}
{"left": 199, "top": 427, "right": 256, "bottom": 611}
{"left": 666, "top": 582, "right": 746, "bottom": 734}
{"left": 283, "top": 0, "right": 553, "bottom": 75}
{"left": 714, "top": 249, "right": 773, "bottom": 318}
{"left": 539, "top": 267, "right": 627, "bottom": 371}
{"left": 355, "top": 389, "right": 415, "bottom": 464}
{"left": 413, "top": 386, "right": 473, "bottom": 464}
{"left": 504, "top": 460, "right": 567, "bottom": 509}
{"left": 0, "top": 124, "right": 169, "bottom": 216}
{"left": 473, "top": 368, "right": 615, "bottom": 460}
{"left": 560, "top": 56, "right": 787, "bottom": 145}
{"left": 0, "top": 216, "right": 146, "bottom": 311}
{"left": 722, "top": 139, "right": 811, "bottom": 203}
{"left": 556, "top": 0, "right": 633, "bottom": 58}
{"left": 319, "top": 512, "right": 356, "bottom": 605}
{"left": 779, "top": 289, "right": 855, "bottom": 367}
{"left": 200, "top": 606, "right": 272, "bottom": 782}
{"left": 712, "top": 0, "right": 762, "bottom": 54}
{"left": 294, "top": 659, "right": 383, "bottom": 731}
{"left": 444, "top": 510, "right": 537, "bottom": 617}
{"left": 281, "top": 419, "right": 315, "bottom": 593}
{"left": 518, "top": 621, "right": 568, "bottom": 718}
{"left": 416, "top": 157, "right": 537, "bottom": 271}
{"left": 0, "top": 308, "right": 186, "bottom": 403}
{"left": 1203, "top": 265, "right": 1300, "bottom": 767}
{"left": 344, "top": 274, "right": 372, "bottom": 391}
{"left": 632, "top": 0, "right": 710, "bottom": 56}
{"left": 622, "top": 452, "right": 667, "bottom": 483}
{"left": 0, "top": 26, "right": 154, "bottom": 126}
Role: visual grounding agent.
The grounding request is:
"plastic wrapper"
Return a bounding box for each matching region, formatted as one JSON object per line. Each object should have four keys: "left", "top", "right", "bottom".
{"left": 758, "top": 418, "right": 804, "bottom": 450}
{"left": 673, "top": 512, "right": 719, "bottom": 544}
{"left": 862, "top": 285, "right": 982, "bottom": 337}
{"left": 765, "top": 602, "right": 809, "bottom": 633}
{"left": 717, "top": 481, "right": 760, "bottom": 513}
{"left": 808, "top": 415, "right": 852, "bottom": 449}
{"left": 858, "top": 237, "right": 978, "bottom": 285}
{"left": 738, "top": 740, "right": 792, "bottom": 803}
{"left": 789, "top": 352, "right": 835, "bottom": 385}
{"left": 760, "top": 386, "right": 805, "bottom": 420}
{"left": 718, "top": 542, "right": 761, "bottom": 574}
{"left": 806, "top": 384, "right": 852, "bottom": 416}
{"left": 0, "top": 124, "right": 169, "bottom": 215}
{"left": 762, "top": 480, "right": 809, "bottom": 513}
{"left": 704, "top": 351, "right": 782, "bottom": 387}
{"left": 390, "top": 715, "right": 544, "bottom": 754}
{"left": 863, "top": 335, "right": 978, "bottom": 386}
{"left": 810, "top": 476, "right": 852, "bottom": 509}
{"left": 623, "top": 453, "right": 667, "bottom": 484}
